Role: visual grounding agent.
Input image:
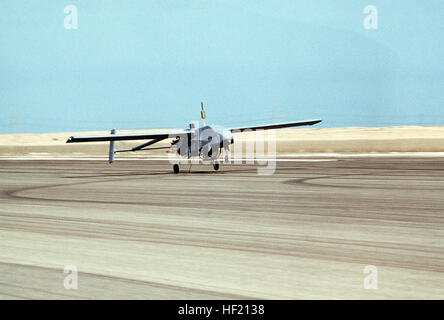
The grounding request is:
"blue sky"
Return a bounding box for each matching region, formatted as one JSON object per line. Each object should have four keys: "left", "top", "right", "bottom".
{"left": 0, "top": 1, "right": 443, "bottom": 133}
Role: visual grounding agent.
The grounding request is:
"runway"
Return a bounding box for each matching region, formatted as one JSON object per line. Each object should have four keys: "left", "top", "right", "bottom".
{"left": 0, "top": 158, "right": 443, "bottom": 299}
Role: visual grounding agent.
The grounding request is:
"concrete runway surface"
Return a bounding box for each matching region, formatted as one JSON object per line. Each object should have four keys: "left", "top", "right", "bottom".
{"left": 0, "top": 158, "right": 443, "bottom": 299}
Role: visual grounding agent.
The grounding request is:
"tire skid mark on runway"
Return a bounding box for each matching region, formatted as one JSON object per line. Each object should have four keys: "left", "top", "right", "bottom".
{"left": 0, "top": 211, "right": 443, "bottom": 255}
{"left": 2, "top": 224, "right": 443, "bottom": 274}
{"left": 0, "top": 261, "right": 259, "bottom": 299}
{"left": 0, "top": 293, "right": 30, "bottom": 300}
{"left": 0, "top": 281, "right": 92, "bottom": 300}
{"left": 4, "top": 176, "right": 444, "bottom": 225}
{"left": 284, "top": 172, "right": 444, "bottom": 191}
{"left": 6, "top": 188, "right": 444, "bottom": 225}
{"left": 2, "top": 217, "right": 444, "bottom": 273}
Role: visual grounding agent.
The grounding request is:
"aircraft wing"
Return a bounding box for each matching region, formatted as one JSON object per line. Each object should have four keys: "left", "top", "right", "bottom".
{"left": 66, "top": 130, "right": 188, "bottom": 143}
{"left": 228, "top": 119, "right": 322, "bottom": 132}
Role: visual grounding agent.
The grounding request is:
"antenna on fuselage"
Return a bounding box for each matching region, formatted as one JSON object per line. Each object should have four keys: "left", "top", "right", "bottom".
{"left": 201, "top": 102, "right": 206, "bottom": 126}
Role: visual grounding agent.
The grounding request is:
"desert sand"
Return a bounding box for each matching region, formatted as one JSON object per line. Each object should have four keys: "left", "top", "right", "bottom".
{"left": 1, "top": 126, "right": 444, "bottom": 157}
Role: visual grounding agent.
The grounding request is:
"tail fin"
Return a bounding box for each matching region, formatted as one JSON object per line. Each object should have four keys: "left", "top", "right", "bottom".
{"left": 109, "top": 128, "right": 116, "bottom": 163}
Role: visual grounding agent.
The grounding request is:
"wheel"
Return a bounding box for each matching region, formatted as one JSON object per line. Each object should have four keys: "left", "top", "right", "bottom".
{"left": 173, "top": 164, "right": 180, "bottom": 174}
{"left": 213, "top": 163, "right": 220, "bottom": 171}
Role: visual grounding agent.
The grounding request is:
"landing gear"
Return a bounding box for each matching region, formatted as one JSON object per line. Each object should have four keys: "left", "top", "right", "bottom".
{"left": 224, "top": 144, "right": 230, "bottom": 164}
{"left": 172, "top": 160, "right": 219, "bottom": 173}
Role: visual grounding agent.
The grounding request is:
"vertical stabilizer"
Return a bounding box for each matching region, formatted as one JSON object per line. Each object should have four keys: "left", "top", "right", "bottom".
{"left": 109, "top": 128, "right": 116, "bottom": 163}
